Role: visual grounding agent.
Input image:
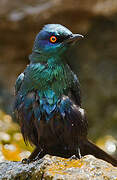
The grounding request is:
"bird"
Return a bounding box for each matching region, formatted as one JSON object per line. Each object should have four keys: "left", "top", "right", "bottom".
{"left": 14, "top": 24, "right": 117, "bottom": 166}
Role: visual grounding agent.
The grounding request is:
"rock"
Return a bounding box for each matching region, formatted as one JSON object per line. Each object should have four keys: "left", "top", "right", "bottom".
{"left": 0, "top": 155, "right": 117, "bottom": 180}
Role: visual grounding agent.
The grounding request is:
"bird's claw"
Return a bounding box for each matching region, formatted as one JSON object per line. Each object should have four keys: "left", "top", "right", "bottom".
{"left": 70, "top": 155, "right": 78, "bottom": 160}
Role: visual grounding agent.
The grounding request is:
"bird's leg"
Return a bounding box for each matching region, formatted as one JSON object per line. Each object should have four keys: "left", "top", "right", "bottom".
{"left": 78, "top": 147, "right": 82, "bottom": 159}
{"left": 33, "top": 148, "right": 45, "bottom": 161}
{"left": 22, "top": 147, "right": 45, "bottom": 164}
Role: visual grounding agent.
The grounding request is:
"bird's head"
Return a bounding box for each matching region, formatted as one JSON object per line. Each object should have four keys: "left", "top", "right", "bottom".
{"left": 30, "top": 24, "right": 83, "bottom": 62}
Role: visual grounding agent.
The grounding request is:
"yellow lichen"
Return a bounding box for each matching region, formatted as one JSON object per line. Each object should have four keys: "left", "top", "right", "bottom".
{"left": 47, "top": 157, "right": 83, "bottom": 175}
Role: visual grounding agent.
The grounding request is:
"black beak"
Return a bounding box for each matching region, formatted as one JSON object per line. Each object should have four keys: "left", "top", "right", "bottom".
{"left": 64, "top": 34, "right": 84, "bottom": 44}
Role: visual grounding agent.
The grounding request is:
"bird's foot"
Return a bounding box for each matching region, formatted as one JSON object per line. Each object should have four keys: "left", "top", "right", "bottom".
{"left": 22, "top": 156, "right": 42, "bottom": 164}
{"left": 22, "top": 147, "right": 45, "bottom": 164}
{"left": 22, "top": 158, "right": 32, "bottom": 164}
{"left": 70, "top": 155, "right": 78, "bottom": 160}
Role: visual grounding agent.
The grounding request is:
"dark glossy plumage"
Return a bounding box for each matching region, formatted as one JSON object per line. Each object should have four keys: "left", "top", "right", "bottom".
{"left": 14, "top": 24, "right": 117, "bottom": 166}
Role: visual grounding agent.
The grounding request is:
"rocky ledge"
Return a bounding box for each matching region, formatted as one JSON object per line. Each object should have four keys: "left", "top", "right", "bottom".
{"left": 0, "top": 155, "right": 117, "bottom": 180}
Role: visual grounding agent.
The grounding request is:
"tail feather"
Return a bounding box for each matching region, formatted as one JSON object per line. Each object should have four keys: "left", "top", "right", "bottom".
{"left": 81, "top": 139, "right": 117, "bottom": 167}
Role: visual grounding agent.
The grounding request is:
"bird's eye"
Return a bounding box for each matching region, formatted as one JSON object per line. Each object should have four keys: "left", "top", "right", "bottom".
{"left": 50, "top": 36, "right": 57, "bottom": 43}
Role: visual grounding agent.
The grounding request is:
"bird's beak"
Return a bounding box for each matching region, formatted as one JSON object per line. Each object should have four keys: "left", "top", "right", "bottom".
{"left": 63, "top": 34, "right": 84, "bottom": 45}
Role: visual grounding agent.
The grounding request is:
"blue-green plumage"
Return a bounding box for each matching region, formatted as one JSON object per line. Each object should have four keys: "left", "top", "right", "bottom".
{"left": 14, "top": 24, "right": 117, "bottom": 166}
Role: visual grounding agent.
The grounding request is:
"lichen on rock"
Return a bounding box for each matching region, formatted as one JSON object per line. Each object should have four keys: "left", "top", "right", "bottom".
{"left": 0, "top": 155, "right": 117, "bottom": 180}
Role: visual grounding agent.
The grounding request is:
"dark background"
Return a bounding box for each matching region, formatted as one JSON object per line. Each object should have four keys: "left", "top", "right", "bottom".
{"left": 0, "top": 0, "right": 117, "bottom": 156}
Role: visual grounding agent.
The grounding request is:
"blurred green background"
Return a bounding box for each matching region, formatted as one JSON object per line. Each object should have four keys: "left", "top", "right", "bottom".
{"left": 0, "top": 0, "right": 117, "bottom": 161}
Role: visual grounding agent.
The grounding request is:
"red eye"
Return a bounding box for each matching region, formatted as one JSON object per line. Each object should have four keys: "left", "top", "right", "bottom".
{"left": 50, "top": 36, "right": 57, "bottom": 43}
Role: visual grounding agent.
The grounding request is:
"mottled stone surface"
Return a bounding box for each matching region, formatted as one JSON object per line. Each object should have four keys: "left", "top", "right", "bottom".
{"left": 0, "top": 155, "right": 117, "bottom": 180}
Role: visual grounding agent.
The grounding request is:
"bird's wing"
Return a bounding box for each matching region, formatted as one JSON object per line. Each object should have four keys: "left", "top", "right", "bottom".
{"left": 15, "top": 73, "right": 24, "bottom": 95}
{"left": 70, "top": 73, "right": 81, "bottom": 106}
